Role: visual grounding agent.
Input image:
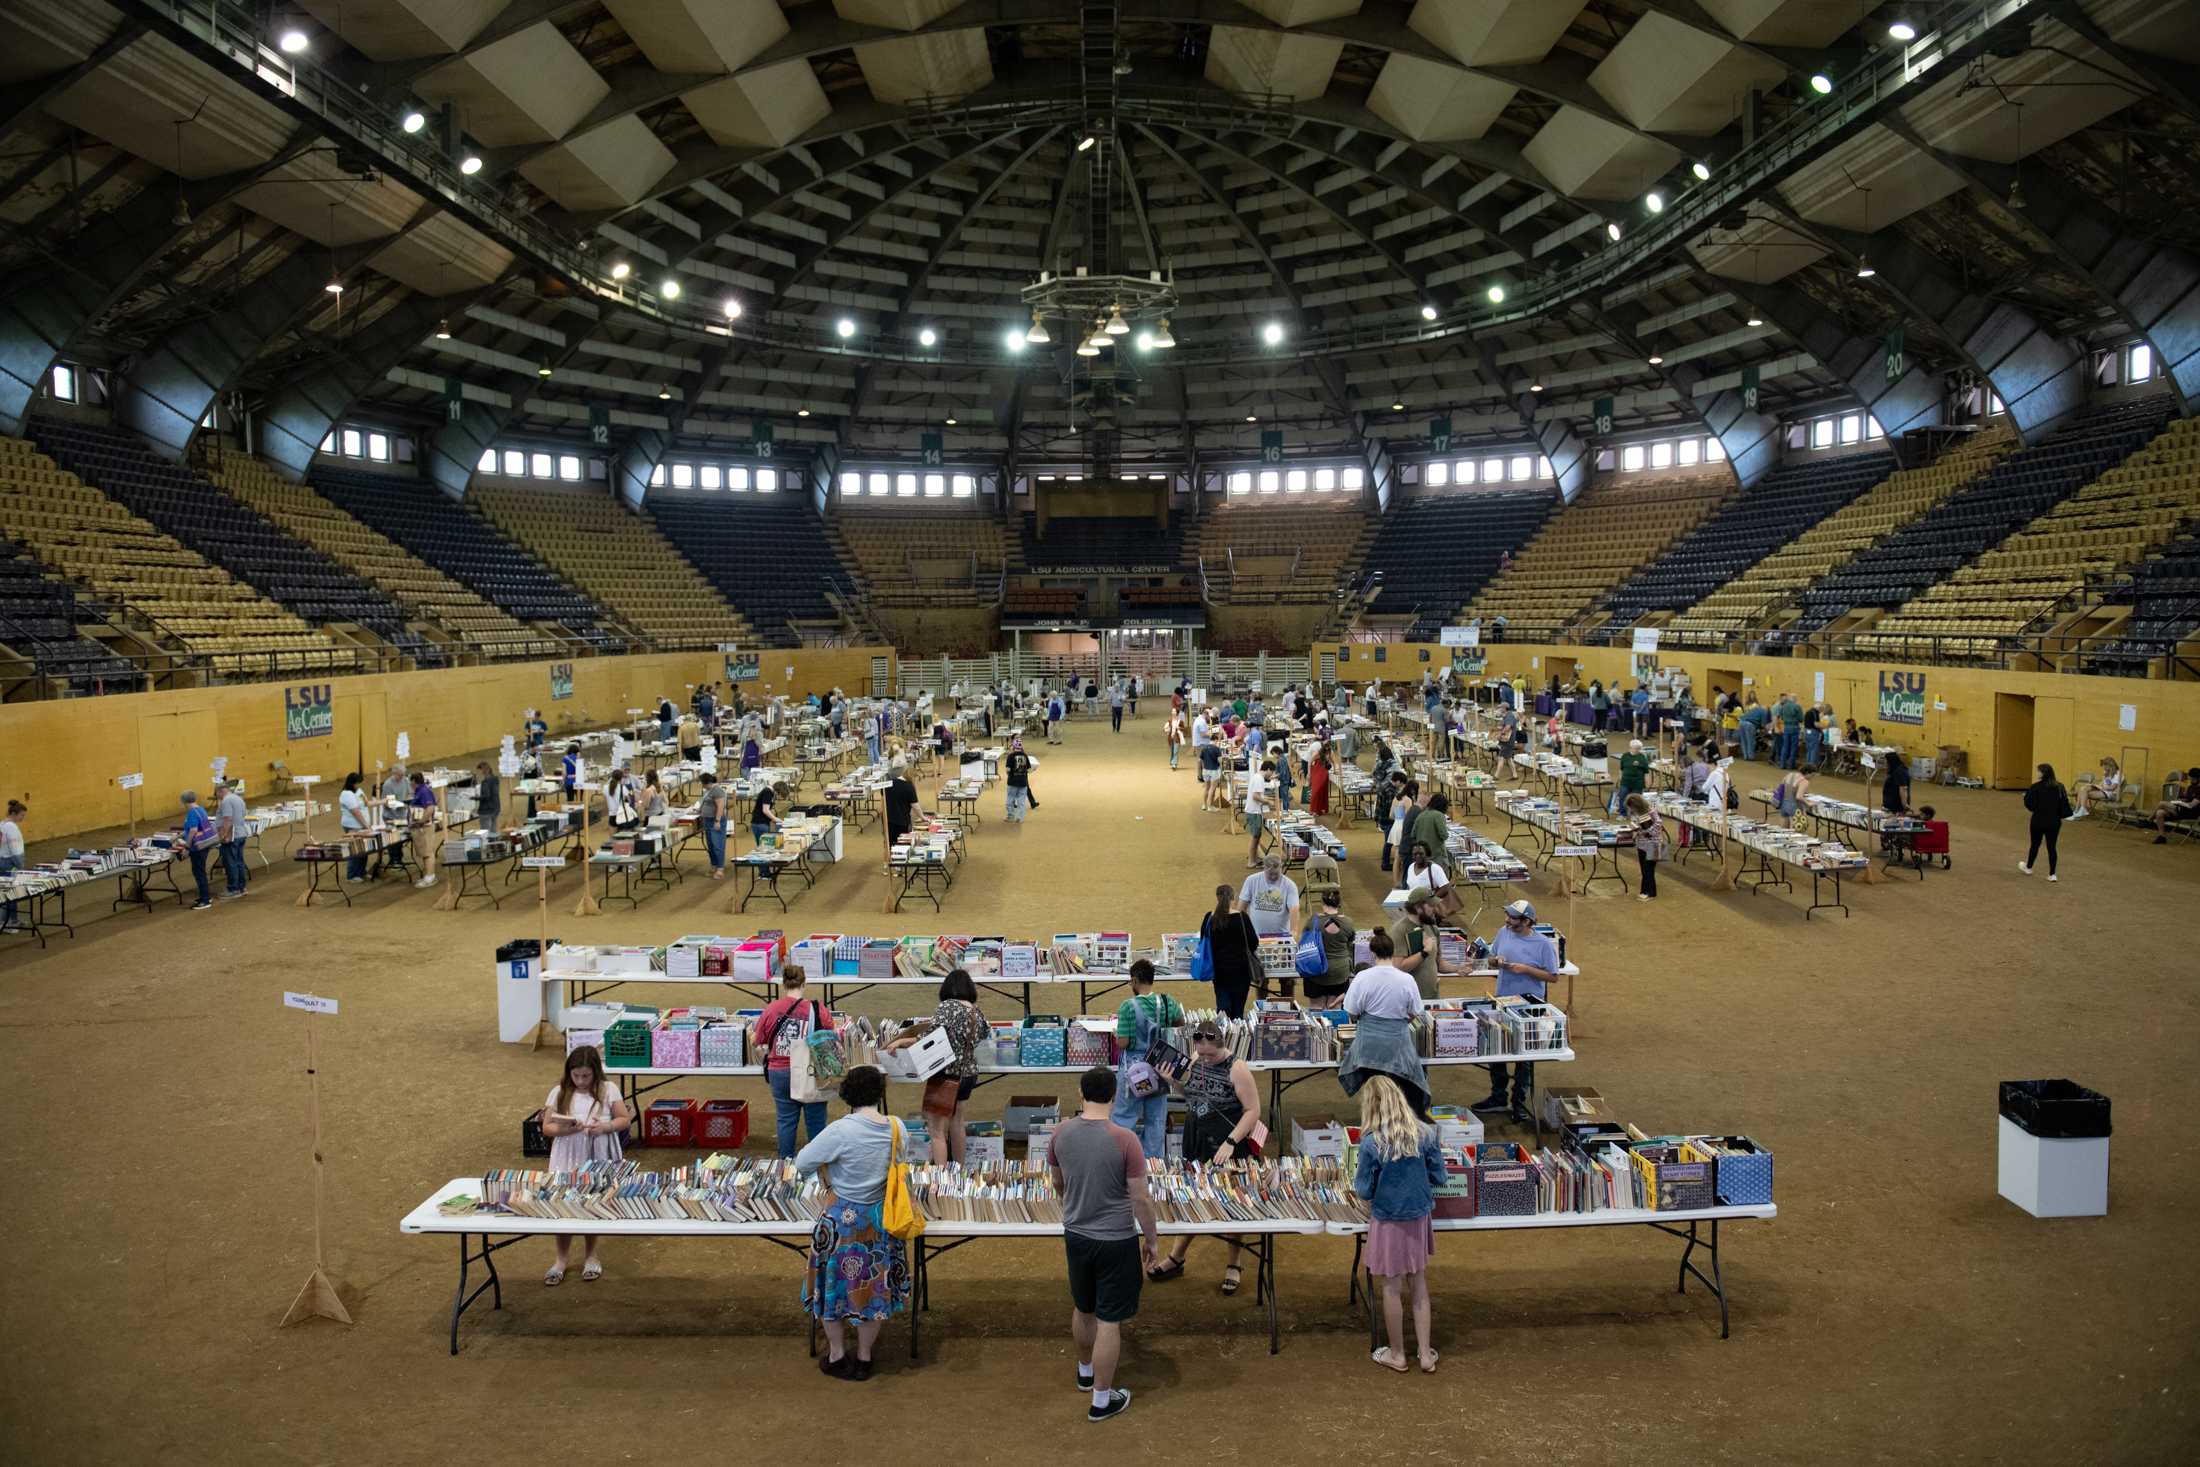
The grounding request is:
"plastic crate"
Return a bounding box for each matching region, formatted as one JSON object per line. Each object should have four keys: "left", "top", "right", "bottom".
{"left": 698, "top": 1024, "right": 746, "bottom": 1068}
{"left": 603, "top": 1020, "right": 654, "bottom": 1070}
{"left": 1999, "top": 1079, "right": 2111, "bottom": 1139}
{"left": 643, "top": 1098, "right": 698, "bottom": 1146}
{"left": 652, "top": 1025, "right": 701, "bottom": 1069}
{"left": 1632, "top": 1143, "right": 1717, "bottom": 1211}
{"left": 694, "top": 1099, "right": 749, "bottom": 1148}
{"left": 522, "top": 1109, "right": 550, "bottom": 1157}
{"left": 1017, "top": 1025, "right": 1067, "bottom": 1067}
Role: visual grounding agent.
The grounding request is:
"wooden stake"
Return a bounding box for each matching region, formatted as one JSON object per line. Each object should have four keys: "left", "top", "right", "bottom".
{"left": 572, "top": 792, "right": 600, "bottom": 917}
{"left": 280, "top": 1015, "right": 352, "bottom": 1328}
{"left": 531, "top": 866, "right": 558, "bottom": 1050}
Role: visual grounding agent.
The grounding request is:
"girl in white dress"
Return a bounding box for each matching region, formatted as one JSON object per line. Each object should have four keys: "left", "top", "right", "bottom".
{"left": 540, "top": 1046, "right": 631, "bottom": 1284}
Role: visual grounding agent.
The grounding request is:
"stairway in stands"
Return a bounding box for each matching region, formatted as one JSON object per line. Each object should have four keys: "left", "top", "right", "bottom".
{"left": 1786, "top": 398, "right": 2176, "bottom": 642}
{"left": 1669, "top": 423, "right": 2016, "bottom": 643}
{"left": 1357, "top": 491, "right": 1556, "bottom": 641}
{"left": 1596, "top": 449, "right": 1894, "bottom": 636}
{"left": 203, "top": 447, "right": 562, "bottom": 662}
{"left": 648, "top": 495, "right": 856, "bottom": 645}
{"left": 30, "top": 419, "right": 430, "bottom": 664}
{"left": 311, "top": 466, "right": 622, "bottom": 652}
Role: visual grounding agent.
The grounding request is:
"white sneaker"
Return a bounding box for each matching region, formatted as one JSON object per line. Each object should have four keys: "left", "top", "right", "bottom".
{"left": 2047, "top": 874, "right": 2058, "bottom": 882}
{"left": 2016, "top": 862, "right": 2030, "bottom": 874}
{"left": 415, "top": 874, "right": 438, "bottom": 888}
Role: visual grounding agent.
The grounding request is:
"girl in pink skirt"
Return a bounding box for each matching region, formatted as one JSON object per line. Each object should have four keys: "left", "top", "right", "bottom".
{"left": 1354, "top": 1075, "right": 1444, "bottom": 1372}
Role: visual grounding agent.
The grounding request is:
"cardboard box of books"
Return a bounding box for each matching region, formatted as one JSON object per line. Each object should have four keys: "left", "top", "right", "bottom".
{"left": 1027, "top": 1122, "right": 1057, "bottom": 1169}
{"left": 1427, "top": 1105, "right": 1484, "bottom": 1149}
{"left": 1003, "top": 1096, "right": 1059, "bottom": 1139}
{"left": 1291, "top": 1115, "right": 1348, "bottom": 1160}
{"left": 877, "top": 1025, "right": 955, "bottom": 1082}
{"left": 596, "top": 945, "right": 657, "bottom": 975}
{"left": 1543, "top": 1086, "right": 1612, "bottom": 1131}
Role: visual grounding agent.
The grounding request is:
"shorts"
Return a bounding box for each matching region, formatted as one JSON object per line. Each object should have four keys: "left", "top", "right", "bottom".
{"left": 1064, "top": 1231, "right": 1144, "bottom": 1323}
{"left": 1201, "top": 767, "right": 1219, "bottom": 783}
{"left": 957, "top": 1074, "right": 977, "bottom": 1102}
{"left": 1246, "top": 813, "right": 1265, "bottom": 838}
{"left": 1303, "top": 977, "right": 1350, "bottom": 1003}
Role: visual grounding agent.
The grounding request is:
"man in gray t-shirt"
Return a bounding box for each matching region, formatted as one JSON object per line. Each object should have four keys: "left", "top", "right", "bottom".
{"left": 1237, "top": 856, "right": 1300, "bottom": 940}
{"left": 1050, "top": 1068, "right": 1161, "bottom": 1422}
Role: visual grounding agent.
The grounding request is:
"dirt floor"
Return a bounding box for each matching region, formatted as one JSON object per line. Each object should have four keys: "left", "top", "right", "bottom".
{"left": 2, "top": 709, "right": 2196, "bottom": 1465}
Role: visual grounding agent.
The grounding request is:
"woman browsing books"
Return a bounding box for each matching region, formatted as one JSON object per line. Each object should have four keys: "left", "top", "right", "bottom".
{"left": 539, "top": 1045, "right": 632, "bottom": 1285}
{"left": 1355, "top": 1075, "right": 1443, "bottom": 1374}
{"left": 795, "top": 1065, "right": 911, "bottom": 1381}
{"left": 887, "top": 968, "right": 986, "bottom": 1163}
{"left": 1146, "top": 1021, "right": 1261, "bottom": 1293}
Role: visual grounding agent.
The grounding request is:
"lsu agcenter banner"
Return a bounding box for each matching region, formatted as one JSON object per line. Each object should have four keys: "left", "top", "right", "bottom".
{"left": 285, "top": 682, "right": 333, "bottom": 740}
{"left": 549, "top": 662, "right": 575, "bottom": 700}
{"left": 726, "top": 654, "right": 760, "bottom": 682}
{"left": 1878, "top": 670, "right": 1927, "bottom": 726}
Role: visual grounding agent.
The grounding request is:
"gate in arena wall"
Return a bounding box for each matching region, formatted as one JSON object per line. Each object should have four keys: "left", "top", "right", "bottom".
{"left": 870, "top": 656, "right": 890, "bottom": 697}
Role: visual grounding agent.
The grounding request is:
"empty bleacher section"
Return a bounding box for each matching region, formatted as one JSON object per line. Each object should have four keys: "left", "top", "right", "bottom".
{"left": 30, "top": 420, "right": 429, "bottom": 664}
{"left": 1596, "top": 450, "right": 1894, "bottom": 635}
{"left": 1358, "top": 491, "right": 1555, "bottom": 640}
{"left": 648, "top": 496, "right": 853, "bottom": 645}
{"left": 1462, "top": 473, "right": 1729, "bottom": 636}
{"left": 1019, "top": 515, "right": 1184, "bottom": 570}
{"left": 835, "top": 510, "right": 1009, "bottom": 607}
{"left": 1670, "top": 424, "right": 2016, "bottom": 643}
{"left": 0, "top": 435, "right": 346, "bottom": 677}
{"left": 1120, "top": 579, "right": 1205, "bottom": 612}
{"left": 1855, "top": 411, "right": 2200, "bottom": 660}
{"left": 1788, "top": 399, "right": 2176, "bottom": 642}
{"left": 472, "top": 479, "right": 749, "bottom": 650}
{"left": 2086, "top": 529, "right": 2200, "bottom": 673}
{"left": 1193, "top": 502, "right": 1373, "bottom": 604}
{"left": 311, "top": 467, "right": 618, "bottom": 649}
{"left": 204, "top": 447, "right": 560, "bottom": 662}
{"left": 0, "top": 532, "right": 138, "bottom": 693}
{"left": 1002, "top": 586, "right": 1086, "bottom": 625}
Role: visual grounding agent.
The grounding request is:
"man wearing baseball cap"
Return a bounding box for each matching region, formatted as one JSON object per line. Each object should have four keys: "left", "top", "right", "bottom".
{"left": 1473, "top": 899, "right": 1560, "bottom": 1125}
{"left": 1386, "top": 886, "right": 1444, "bottom": 1002}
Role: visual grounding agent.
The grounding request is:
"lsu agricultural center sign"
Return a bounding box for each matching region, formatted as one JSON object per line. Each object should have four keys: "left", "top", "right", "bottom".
{"left": 285, "top": 683, "right": 333, "bottom": 740}
{"left": 1878, "top": 670, "right": 1927, "bottom": 726}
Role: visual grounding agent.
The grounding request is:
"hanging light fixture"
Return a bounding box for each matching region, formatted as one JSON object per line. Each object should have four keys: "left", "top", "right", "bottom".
{"left": 1023, "top": 311, "right": 1050, "bottom": 345}
{"left": 1152, "top": 318, "right": 1176, "bottom": 349}
{"left": 537, "top": 361, "right": 554, "bottom": 378}
{"left": 797, "top": 407, "right": 811, "bottom": 417}
{"left": 1645, "top": 190, "right": 1665, "bottom": 214}
{"left": 610, "top": 260, "right": 631, "bottom": 281}
{"left": 1088, "top": 320, "right": 1113, "bottom": 349}
{"left": 919, "top": 326, "right": 938, "bottom": 347}
{"left": 1103, "top": 305, "right": 1129, "bottom": 336}
{"left": 402, "top": 109, "right": 427, "bottom": 135}
{"left": 278, "top": 28, "right": 310, "bottom": 55}
{"left": 1606, "top": 221, "right": 1622, "bottom": 242}
{"left": 459, "top": 153, "right": 483, "bottom": 176}
{"left": 2006, "top": 103, "right": 2026, "bottom": 210}
{"left": 1075, "top": 336, "right": 1100, "bottom": 358}
{"left": 1855, "top": 255, "right": 1876, "bottom": 279}
{"left": 1004, "top": 328, "right": 1028, "bottom": 353}
{"left": 435, "top": 318, "right": 451, "bottom": 340}
{"left": 1888, "top": 19, "right": 1917, "bottom": 42}
{"left": 1390, "top": 399, "right": 1404, "bottom": 411}
{"left": 723, "top": 297, "right": 743, "bottom": 320}
{"left": 1809, "top": 73, "right": 1833, "bottom": 95}
{"left": 658, "top": 385, "right": 672, "bottom": 400}
{"left": 1530, "top": 382, "right": 1545, "bottom": 393}
{"left": 659, "top": 278, "right": 680, "bottom": 300}
{"left": 1486, "top": 283, "right": 1506, "bottom": 304}
{"left": 1691, "top": 160, "right": 1712, "bottom": 181}
{"left": 944, "top": 411, "right": 958, "bottom": 426}
{"left": 1647, "top": 353, "right": 1664, "bottom": 366}
{"left": 171, "top": 121, "right": 190, "bottom": 227}
{"left": 1421, "top": 303, "right": 1438, "bottom": 321}
{"left": 1133, "top": 330, "right": 1154, "bottom": 352}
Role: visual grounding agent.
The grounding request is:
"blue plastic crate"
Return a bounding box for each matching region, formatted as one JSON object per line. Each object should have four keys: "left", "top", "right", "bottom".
{"left": 1018, "top": 1026, "right": 1067, "bottom": 1067}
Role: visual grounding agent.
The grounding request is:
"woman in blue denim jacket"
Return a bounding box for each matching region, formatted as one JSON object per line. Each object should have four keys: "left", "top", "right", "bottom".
{"left": 1354, "top": 1075, "right": 1445, "bottom": 1372}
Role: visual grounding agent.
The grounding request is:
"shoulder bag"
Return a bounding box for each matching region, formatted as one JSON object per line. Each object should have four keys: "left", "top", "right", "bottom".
{"left": 881, "top": 1118, "right": 926, "bottom": 1240}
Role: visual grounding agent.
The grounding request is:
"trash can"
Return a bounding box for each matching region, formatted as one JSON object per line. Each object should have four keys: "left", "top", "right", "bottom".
{"left": 1997, "top": 1080, "right": 2110, "bottom": 1217}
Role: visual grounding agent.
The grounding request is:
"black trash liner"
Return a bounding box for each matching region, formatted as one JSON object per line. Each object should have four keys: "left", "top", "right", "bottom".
{"left": 1999, "top": 1080, "right": 2111, "bottom": 1139}
{"left": 497, "top": 938, "right": 554, "bottom": 963}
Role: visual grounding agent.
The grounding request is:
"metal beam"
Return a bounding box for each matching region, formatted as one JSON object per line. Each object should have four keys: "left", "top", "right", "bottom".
{"left": 423, "top": 313, "right": 593, "bottom": 499}
{"left": 893, "top": 127, "right": 1064, "bottom": 320}
{"left": 115, "top": 250, "right": 347, "bottom": 458}
{"left": 1883, "top": 118, "right": 2200, "bottom": 412}
{"left": 0, "top": 23, "right": 147, "bottom": 140}
{"left": 1757, "top": 203, "right": 2083, "bottom": 443}
{"left": 2044, "top": 0, "right": 2200, "bottom": 123}
{"left": 611, "top": 341, "right": 728, "bottom": 509}
{"left": 0, "top": 138, "right": 315, "bottom": 434}
{"left": 1718, "top": 272, "right": 1944, "bottom": 439}
{"left": 257, "top": 289, "right": 496, "bottom": 481}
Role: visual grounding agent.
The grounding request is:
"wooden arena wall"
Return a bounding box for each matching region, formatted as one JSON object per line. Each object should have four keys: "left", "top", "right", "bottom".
{"left": 0, "top": 647, "right": 895, "bottom": 839}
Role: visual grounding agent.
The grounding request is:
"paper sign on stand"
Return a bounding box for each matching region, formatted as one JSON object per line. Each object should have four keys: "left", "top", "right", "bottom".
{"left": 118, "top": 772, "right": 144, "bottom": 790}
{"left": 210, "top": 757, "right": 229, "bottom": 781}
{"left": 1552, "top": 845, "right": 1597, "bottom": 859}
{"left": 1630, "top": 628, "right": 1660, "bottom": 655}
{"left": 395, "top": 732, "right": 411, "bottom": 761}
{"left": 522, "top": 855, "right": 569, "bottom": 870}
{"left": 279, "top": 989, "right": 351, "bottom": 1328}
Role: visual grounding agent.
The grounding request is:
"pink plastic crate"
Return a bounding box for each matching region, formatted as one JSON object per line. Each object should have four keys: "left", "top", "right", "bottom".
{"left": 651, "top": 1025, "right": 701, "bottom": 1069}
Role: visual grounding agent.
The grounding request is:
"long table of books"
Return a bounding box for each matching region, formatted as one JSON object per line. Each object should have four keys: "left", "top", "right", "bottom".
{"left": 1640, "top": 793, "right": 1867, "bottom": 919}
{"left": 1494, "top": 791, "right": 1634, "bottom": 894}
{"left": 403, "top": 1167, "right": 1323, "bottom": 1356}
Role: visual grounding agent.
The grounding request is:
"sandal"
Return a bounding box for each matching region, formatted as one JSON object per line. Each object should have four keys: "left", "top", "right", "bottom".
{"left": 1418, "top": 1350, "right": 1440, "bottom": 1374}
{"left": 1370, "top": 1347, "right": 1410, "bottom": 1374}
{"left": 1146, "top": 1257, "right": 1185, "bottom": 1283}
{"left": 543, "top": 1265, "right": 565, "bottom": 1287}
{"left": 1220, "top": 1265, "right": 1243, "bottom": 1297}
{"left": 581, "top": 1259, "right": 603, "bottom": 1282}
